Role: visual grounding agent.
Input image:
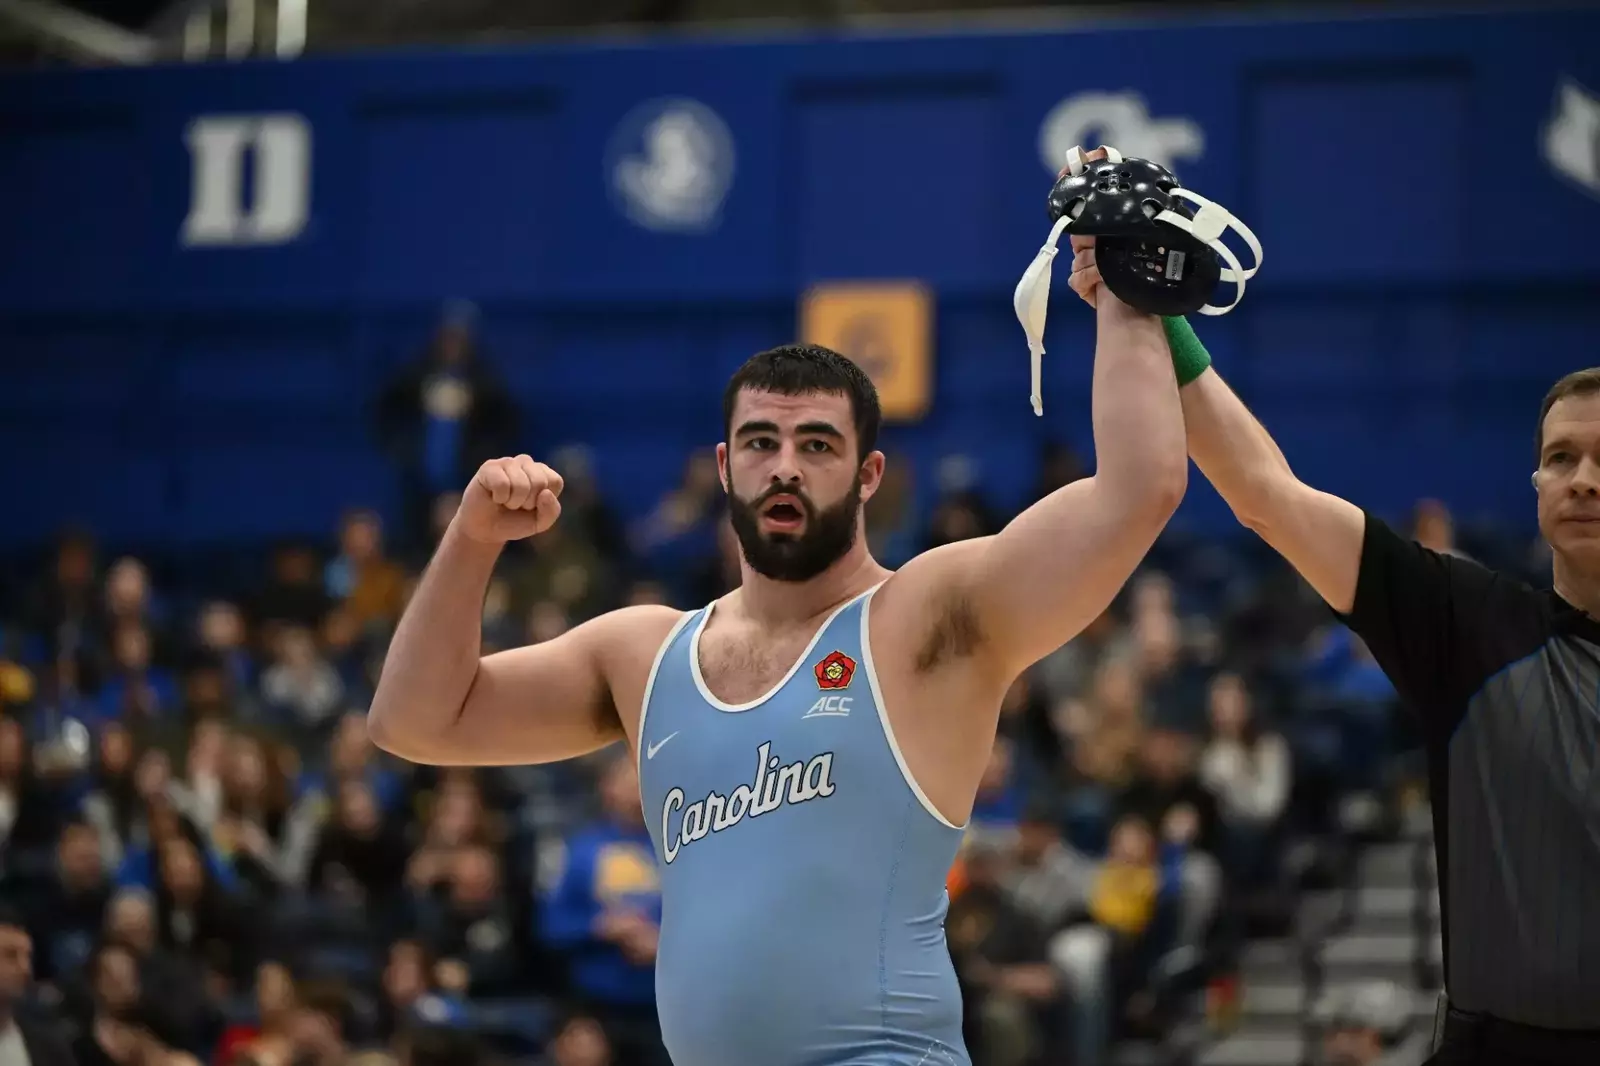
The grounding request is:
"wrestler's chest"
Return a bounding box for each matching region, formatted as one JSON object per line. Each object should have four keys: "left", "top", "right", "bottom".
{"left": 697, "top": 630, "right": 816, "bottom": 705}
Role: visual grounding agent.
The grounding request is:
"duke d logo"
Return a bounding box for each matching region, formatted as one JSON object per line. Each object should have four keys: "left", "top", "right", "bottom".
{"left": 815, "top": 651, "right": 856, "bottom": 690}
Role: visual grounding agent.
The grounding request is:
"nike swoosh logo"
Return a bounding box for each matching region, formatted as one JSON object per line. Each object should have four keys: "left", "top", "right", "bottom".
{"left": 646, "top": 732, "right": 680, "bottom": 760}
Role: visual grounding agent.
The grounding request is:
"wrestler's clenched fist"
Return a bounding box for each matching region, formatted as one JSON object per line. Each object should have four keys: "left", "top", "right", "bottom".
{"left": 456, "top": 455, "right": 564, "bottom": 544}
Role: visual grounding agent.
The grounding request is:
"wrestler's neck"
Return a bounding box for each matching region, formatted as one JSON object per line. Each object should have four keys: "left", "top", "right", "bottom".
{"left": 736, "top": 538, "right": 888, "bottom": 627}
{"left": 1551, "top": 553, "right": 1600, "bottom": 619}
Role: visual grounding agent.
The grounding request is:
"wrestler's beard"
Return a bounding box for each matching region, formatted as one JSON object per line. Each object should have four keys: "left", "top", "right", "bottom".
{"left": 726, "top": 474, "right": 862, "bottom": 583}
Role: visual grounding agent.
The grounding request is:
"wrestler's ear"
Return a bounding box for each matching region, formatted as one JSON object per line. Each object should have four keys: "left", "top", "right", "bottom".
{"left": 857, "top": 451, "right": 886, "bottom": 504}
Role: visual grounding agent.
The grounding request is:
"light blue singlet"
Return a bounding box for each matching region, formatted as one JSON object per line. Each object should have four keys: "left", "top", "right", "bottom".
{"left": 636, "top": 583, "right": 972, "bottom": 1066}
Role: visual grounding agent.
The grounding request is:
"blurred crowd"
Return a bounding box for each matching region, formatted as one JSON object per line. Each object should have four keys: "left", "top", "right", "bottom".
{"left": 0, "top": 318, "right": 1532, "bottom": 1066}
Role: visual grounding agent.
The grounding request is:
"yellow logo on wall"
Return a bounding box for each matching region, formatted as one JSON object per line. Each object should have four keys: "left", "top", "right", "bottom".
{"left": 800, "top": 281, "right": 932, "bottom": 422}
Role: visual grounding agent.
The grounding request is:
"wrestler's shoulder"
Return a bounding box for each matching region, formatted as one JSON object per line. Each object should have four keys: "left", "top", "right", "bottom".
{"left": 590, "top": 603, "right": 690, "bottom": 651}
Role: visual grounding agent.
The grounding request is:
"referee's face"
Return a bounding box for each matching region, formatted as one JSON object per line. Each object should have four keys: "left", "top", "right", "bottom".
{"left": 1535, "top": 392, "right": 1600, "bottom": 568}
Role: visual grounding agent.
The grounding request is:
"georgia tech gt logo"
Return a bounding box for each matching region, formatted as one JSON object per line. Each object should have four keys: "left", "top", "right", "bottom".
{"left": 1037, "top": 91, "right": 1203, "bottom": 178}
{"left": 660, "top": 742, "right": 836, "bottom": 864}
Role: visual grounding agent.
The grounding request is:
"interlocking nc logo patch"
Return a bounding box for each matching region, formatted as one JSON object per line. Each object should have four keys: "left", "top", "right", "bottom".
{"left": 814, "top": 650, "right": 856, "bottom": 690}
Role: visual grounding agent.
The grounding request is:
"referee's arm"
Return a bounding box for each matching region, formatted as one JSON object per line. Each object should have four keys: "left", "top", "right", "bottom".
{"left": 1180, "top": 367, "right": 1518, "bottom": 736}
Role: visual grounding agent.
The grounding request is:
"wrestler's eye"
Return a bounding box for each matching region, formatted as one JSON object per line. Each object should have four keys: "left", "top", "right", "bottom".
{"left": 802, "top": 439, "right": 833, "bottom": 454}
{"left": 747, "top": 437, "right": 777, "bottom": 451}
{"left": 1547, "top": 451, "right": 1573, "bottom": 467}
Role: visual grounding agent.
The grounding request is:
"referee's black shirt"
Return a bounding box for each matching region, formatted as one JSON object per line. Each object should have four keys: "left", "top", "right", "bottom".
{"left": 1338, "top": 512, "right": 1600, "bottom": 1027}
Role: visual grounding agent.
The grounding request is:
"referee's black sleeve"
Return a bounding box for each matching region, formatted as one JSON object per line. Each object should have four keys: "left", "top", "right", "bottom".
{"left": 1335, "top": 511, "right": 1549, "bottom": 744}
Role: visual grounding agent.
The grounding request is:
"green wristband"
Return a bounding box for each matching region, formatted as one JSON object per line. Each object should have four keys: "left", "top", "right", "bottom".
{"left": 1161, "top": 315, "right": 1213, "bottom": 387}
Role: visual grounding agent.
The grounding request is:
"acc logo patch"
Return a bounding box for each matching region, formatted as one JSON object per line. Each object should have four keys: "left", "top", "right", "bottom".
{"left": 814, "top": 650, "right": 856, "bottom": 690}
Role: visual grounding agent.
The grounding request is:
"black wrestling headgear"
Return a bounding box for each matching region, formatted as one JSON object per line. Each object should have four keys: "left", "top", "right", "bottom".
{"left": 1013, "top": 144, "right": 1262, "bottom": 414}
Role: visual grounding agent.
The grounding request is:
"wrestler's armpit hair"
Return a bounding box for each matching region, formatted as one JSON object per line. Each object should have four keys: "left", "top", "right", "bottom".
{"left": 724, "top": 344, "right": 881, "bottom": 462}
{"left": 912, "top": 590, "right": 984, "bottom": 674}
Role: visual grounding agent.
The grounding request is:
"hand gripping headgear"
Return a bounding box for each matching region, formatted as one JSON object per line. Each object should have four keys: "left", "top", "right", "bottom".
{"left": 1012, "top": 144, "right": 1263, "bottom": 414}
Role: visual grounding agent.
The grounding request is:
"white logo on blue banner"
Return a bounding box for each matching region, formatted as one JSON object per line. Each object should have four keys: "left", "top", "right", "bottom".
{"left": 1544, "top": 77, "right": 1600, "bottom": 199}
{"left": 1038, "top": 91, "right": 1203, "bottom": 176}
{"left": 182, "top": 113, "right": 312, "bottom": 247}
{"left": 607, "top": 97, "right": 735, "bottom": 233}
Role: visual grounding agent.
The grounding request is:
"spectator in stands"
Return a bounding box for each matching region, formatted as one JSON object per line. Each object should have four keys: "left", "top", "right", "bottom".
{"left": 1300, "top": 625, "right": 1398, "bottom": 802}
{"left": 1198, "top": 672, "right": 1291, "bottom": 905}
{"left": 21, "top": 528, "right": 100, "bottom": 664}
{"left": 307, "top": 777, "right": 410, "bottom": 918}
{"left": 81, "top": 723, "right": 138, "bottom": 868}
{"left": 1086, "top": 812, "right": 1190, "bottom": 1038}
{"left": 314, "top": 712, "right": 403, "bottom": 814}
{"left": 210, "top": 733, "right": 319, "bottom": 897}
{"left": 0, "top": 714, "right": 57, "bottom": 852}
{"left": 25, "top": 819, "right": 109, "bottom": 984}
{"left": 69, "top": 943, "right": 154, "bottom": 1066}
{"left": 539, "top": 1012, "right": 615, "bottom": 1066}
{"left": 1000, "top": 807, "right": 1112, "bottom": 1066}
{"left": 105, "top": 750, "right": 222, "bottom": 882}
{"left": 1033, "top": 602, "right": 1121, "bottom": 706}
{"left": 1411, "top": 497, "right": 1471, "bottom": 560}
{"left": 152, "top": 835, "right": 255, "bottom": 988}
{"left": 374, "top": 941, "right": 463, "bottom": 1042}
{"left": 631, "top": 450, "right": 723, "bottom": 602}
{"left": 0, "top": 906, "right": 75, "bottom": 1066}
{"left": 0, "top": 642, "right": 34, "bottom": 719}
{"left": 285, "top": 981, "right": 353, "bottom": 1066}
{"left": 864, "top": 458, "right": 918, "bottom": 568}
{"left": 179, "top": 661, "right": 245, "bottom": 729}
{"left": 378, "top": 303, "right": 518, "bottom": 551}
{"left": 541, "top": 753, "right": 662, "bottom": 1066}
{"left": 195, "top": 601, "right": 255, "bottom": 695}
{"left": 1058, "top": 658, "right": 1145, "bottom": 854}
{"left": 968, "top": 736, "right": 1025, "bottom": 848}
{"left": 325, "top": 511, "right": 407, "bottom": 634}
{"left": 406, "top": 774, "right": 498, "bottom": 895}
{"left": 1315, "top": 980, "right": 1415, "bottom": 1066}
{"left": 97, "top": 624, "right": 179, "bottom": 725}
{"left": 172, "top": 718, "right": 227, "bottom": 828}
{"left": 947, "top": 838, "right": 1066, "bottom": 1066}
{"left": 400, "top": 1025, "right": 485, "bottom": 1066}
{"left": 415, "top": 844, "right": 523, "bottom": 997}
{"left": 255, "top": 546, "right": 331, "bottom": 640}
{"left": 925, "top": 488, "right": 997, "bottom": 550}
{"left": 100, "top": 888, "right": 208, "bottom": 1050}
{"left": 1114, "top": 726, "right": 1222, "bottom": 1008}
{"left": 259, "top": 626, "right": 345, "bottom": 744}
{"left": 548, "top": 446, "right": 626, "bottom": 565}
{"left": 102, "top": 559, "right": 163, "bottom": 651}
{"left": 1120, "top": 727, "right": 1217, "bottom": 857}
{"left": 215, "top": 960, "right": 298, "bottom": 1066}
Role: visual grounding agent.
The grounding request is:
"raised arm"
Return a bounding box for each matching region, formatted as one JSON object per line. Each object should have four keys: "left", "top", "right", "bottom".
{"left": 367, "top": 456, "right": 670, "bottom": 766}
{"left": 912, "top": 290, "right": 1187, "bottom": 678}
{"left": 1061, "top": 238, "right": 1366, "bottom": 613}
{"left": 1178, "top": 364, "right": 1366, "bottom": 613}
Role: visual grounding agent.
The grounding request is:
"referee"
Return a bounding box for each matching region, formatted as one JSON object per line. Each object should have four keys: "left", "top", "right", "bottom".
{"left": 1067, "top": 238, "right": 1600, "bottom": 1064}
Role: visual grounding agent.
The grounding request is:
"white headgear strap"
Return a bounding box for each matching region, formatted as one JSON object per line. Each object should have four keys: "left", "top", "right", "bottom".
{"left": 1012, "top": 145, "right": 1124, "bottom": 416}
{"left": 1148, "top": 186, "right": 1264, "bottom": 315}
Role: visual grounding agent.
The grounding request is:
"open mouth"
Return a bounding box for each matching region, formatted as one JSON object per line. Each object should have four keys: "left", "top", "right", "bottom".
{"left": 761, "top": 497, "right": 805, "bottom": 529}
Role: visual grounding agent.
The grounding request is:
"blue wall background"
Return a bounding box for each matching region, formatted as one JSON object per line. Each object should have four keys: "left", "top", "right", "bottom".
{"left": 1, "top": 7, "right": 1597, "bottom": 548}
